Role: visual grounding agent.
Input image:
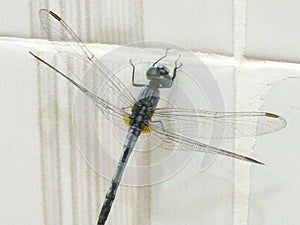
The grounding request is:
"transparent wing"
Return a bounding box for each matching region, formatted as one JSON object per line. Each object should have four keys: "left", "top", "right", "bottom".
{"left": 152, "top": 108, "right": 287, "bottom": 139}
{"left": 149, "top": 122, "right": 264, "bottom": 164}
{"left": 30, "top": 51, "right": 130, "bottom": 130}
{"left": 39, "top": 9, "right": 136, "bottom": 111}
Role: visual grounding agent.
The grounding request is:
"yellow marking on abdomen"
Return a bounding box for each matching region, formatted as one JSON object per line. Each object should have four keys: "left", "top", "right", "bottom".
{"left": 122, "top": 113, "right": 151, "bottom": 134}
{"left": 123, "top": 113, "right": 131, "bottom": 126}
{"left": 142, "top": 125, "right": 151, "bottom": 134}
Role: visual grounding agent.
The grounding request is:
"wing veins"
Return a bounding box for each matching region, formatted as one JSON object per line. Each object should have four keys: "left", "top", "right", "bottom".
{"left": 150, "top": 123, "right": 264, "bottom": 164}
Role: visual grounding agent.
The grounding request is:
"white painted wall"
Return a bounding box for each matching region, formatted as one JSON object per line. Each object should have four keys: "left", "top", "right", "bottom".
{"left": 0, "top": 1, "right": 298, "bottom": 225}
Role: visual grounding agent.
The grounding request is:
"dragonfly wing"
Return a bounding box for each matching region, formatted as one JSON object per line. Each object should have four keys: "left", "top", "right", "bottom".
{"left": 31, "top": 52, "right": 131, "bottom": 130}
{"left": 149, "top": 123, "right": 264, "bottom": 164}
{"left": 152, "top": 108, "right": 287, "bottom": 139}
{"left": 39, "top": 9, "right": 136, "bottom": 109}
{"left": 67, "top": 69, "right": 130, "bottom": 127}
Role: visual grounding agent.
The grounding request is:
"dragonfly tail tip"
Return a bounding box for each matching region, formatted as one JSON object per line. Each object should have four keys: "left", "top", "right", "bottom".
{"left": 246, "top": 157, "right": 265, "bottom": 165}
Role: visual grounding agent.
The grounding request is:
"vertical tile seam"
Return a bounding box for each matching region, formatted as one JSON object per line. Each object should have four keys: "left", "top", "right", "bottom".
{"left": 64, "top": 71, "right": 76, "bottom": 225}
{"left": 100, "top": 0, "right": 108, "bottom": 43}
{"left": 86, "top": 0, "right": 92, "bottom": 42}
{"left": 74, "top": 2, "right": 93, "bottom": 224}
{"left": 69, "top": 81, "right": 79, "bottom": 225}
{"left": 93, "top": 1, "right": 103, "bottom": 220}
{"left": 85, "top": 1, "right": 95, "bottom": 224}
{"left": 90, "top": 43, "right": 101, "bottom": 222}
{"left": 53, "top": 56, "right": 64, "bottom": 225}
{"left": 64, "top": 3, "right": 82, "bottom": 224}
{"left": 120, "top": 0, "right": 127, "bottom": 43}
{"left": 59, "top": 2, "right": 76, "bottom": 225}
{"left": 133, "top": 1, "right": 151, "bottom": 220}
{"left": 233, "top": 1, "right": 250, "bottom": 225}
{"left": 111, "top": 0, "right": 118, "bottom": 44}
{"left": 28, "top": 0, "right": 33, "bottom": 38}
{"left": 137, "top": 0, "right": 144, "bottom": 41}
{"left": 85, "top": 80, "right": 93, "bottom": 225}
{"left": 30, "top": 1, "right": 49, "bottom": 224}
{"left": 36, "top": 60, "right": 48, "bottom": 225}
{"left": 49, "top": 5, "right": 66, "bottom": 225}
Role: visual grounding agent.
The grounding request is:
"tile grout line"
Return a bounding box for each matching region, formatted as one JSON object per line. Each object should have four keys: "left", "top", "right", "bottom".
{"left": 3, "top": 37, "right": 300, "bottom": 70}
{"left": 233, "top": 1, "right": 251, "bottom": 225}
{"left": 36, "top": 59, "right": 48, "bottom": 225}
{"left": 29, "top": 3, "right": 47, "bottom": 225}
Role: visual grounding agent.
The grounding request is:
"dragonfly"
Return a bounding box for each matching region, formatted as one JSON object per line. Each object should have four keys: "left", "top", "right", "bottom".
{"left": 30, "top": 9, "right": 287, "bottom": 225}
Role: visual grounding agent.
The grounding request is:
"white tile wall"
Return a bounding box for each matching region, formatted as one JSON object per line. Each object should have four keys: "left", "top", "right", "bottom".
{"left": 245, "top": 1, "right": 300, "bottom": 63}
{"left": 0, "top": 1, "right": 299, "bottom": 225}
{"left": 0, "top": 0, "right": 32, "bottom": 38}
{"left": 0, "top": 43, "right": 43, "bottom": 225}
{"left": 0, "top": 0, "right": 233, "bottom": 55}
{"left": 0, "top": 0, "right": 144, "bottom": 44}
{"left": 143, "top": 0, "right": 234, "bottom": 55}
{"left": 235, "top": 66, "right": 300, "bottom": 225}
{"left": 150, "top": 66, "right": 236, "bottom": 225}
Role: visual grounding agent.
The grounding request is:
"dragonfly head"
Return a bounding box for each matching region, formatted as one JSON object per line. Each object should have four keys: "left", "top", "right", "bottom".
{"left": 146, "top": 64, "right": 173, "bottom": 88}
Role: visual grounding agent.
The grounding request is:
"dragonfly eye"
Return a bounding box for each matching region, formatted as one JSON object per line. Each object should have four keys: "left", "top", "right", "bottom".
{"left": 146, "top": 65, "right": 172, "bottom": 88}
{"left": 157, "top": 65, "right": 169, "bottom": 75}
{"left": 159, "top": 69, "right": 167, "bottom": 75}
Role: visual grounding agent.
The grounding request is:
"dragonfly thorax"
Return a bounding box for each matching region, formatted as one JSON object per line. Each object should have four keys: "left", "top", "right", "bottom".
{"left": 146, "top": 64, "right": 173, "bottom": 88}
{"left": 129, "top": 98, "right": 157, "bottom": 133}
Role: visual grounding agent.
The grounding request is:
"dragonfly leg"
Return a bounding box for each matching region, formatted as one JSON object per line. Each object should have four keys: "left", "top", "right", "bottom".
{"left": 152, "top": 48, "right": 170, "bottom": 66}
{"left": 172, "top": 54, "right": 183, "bottom": 81}
{"left": 122, "top": 106, "right": 132, "bottom": 110}
{"left": 129, "top": 59, "right": 146, "bottom": 87}
{"left": 150, "top": 120, "right": 166, "bottom": 132}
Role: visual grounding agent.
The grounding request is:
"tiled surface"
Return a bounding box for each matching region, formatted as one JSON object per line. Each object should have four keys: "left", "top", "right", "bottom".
{"left": 151, "top": 66, "right": 236, "bottom": 225}
{"left": 0, "top": 44, "right": 43, "bottom": 225}
{"left": 0, "top": 0, "right": 144, "bottom": 44}
{"left": 0, "top": 0, "right": 32, "bottom": 38}
{"left": 0, "top": 0, "right": 233, "bottom": 55}
{"left": 250, "top": 77, "right": 300, "bottom": 224}
{"left": 235, "top": 66, "right": 300, "bottom": 225}
{"left": 0, "top": 40, "right": 236, "bottom": 225}
{"left": 235, "top": 65, "right": 300, "bottom": 225}
{"left": 245, "top": 1, "right": 300, "bottom": 63}
{"left": 143, "top": 0, "right": 234, "bottom": 55}
{"left": 29, "top": 45, "right": 153, "bottom": 225}
{"left": 0, "top": 1, "right": 300, "bottom": 225}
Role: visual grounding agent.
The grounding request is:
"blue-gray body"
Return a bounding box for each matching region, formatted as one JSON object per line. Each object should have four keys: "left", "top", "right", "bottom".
{"left": 98, "top": 84, "right": 160, "bottom": 225}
